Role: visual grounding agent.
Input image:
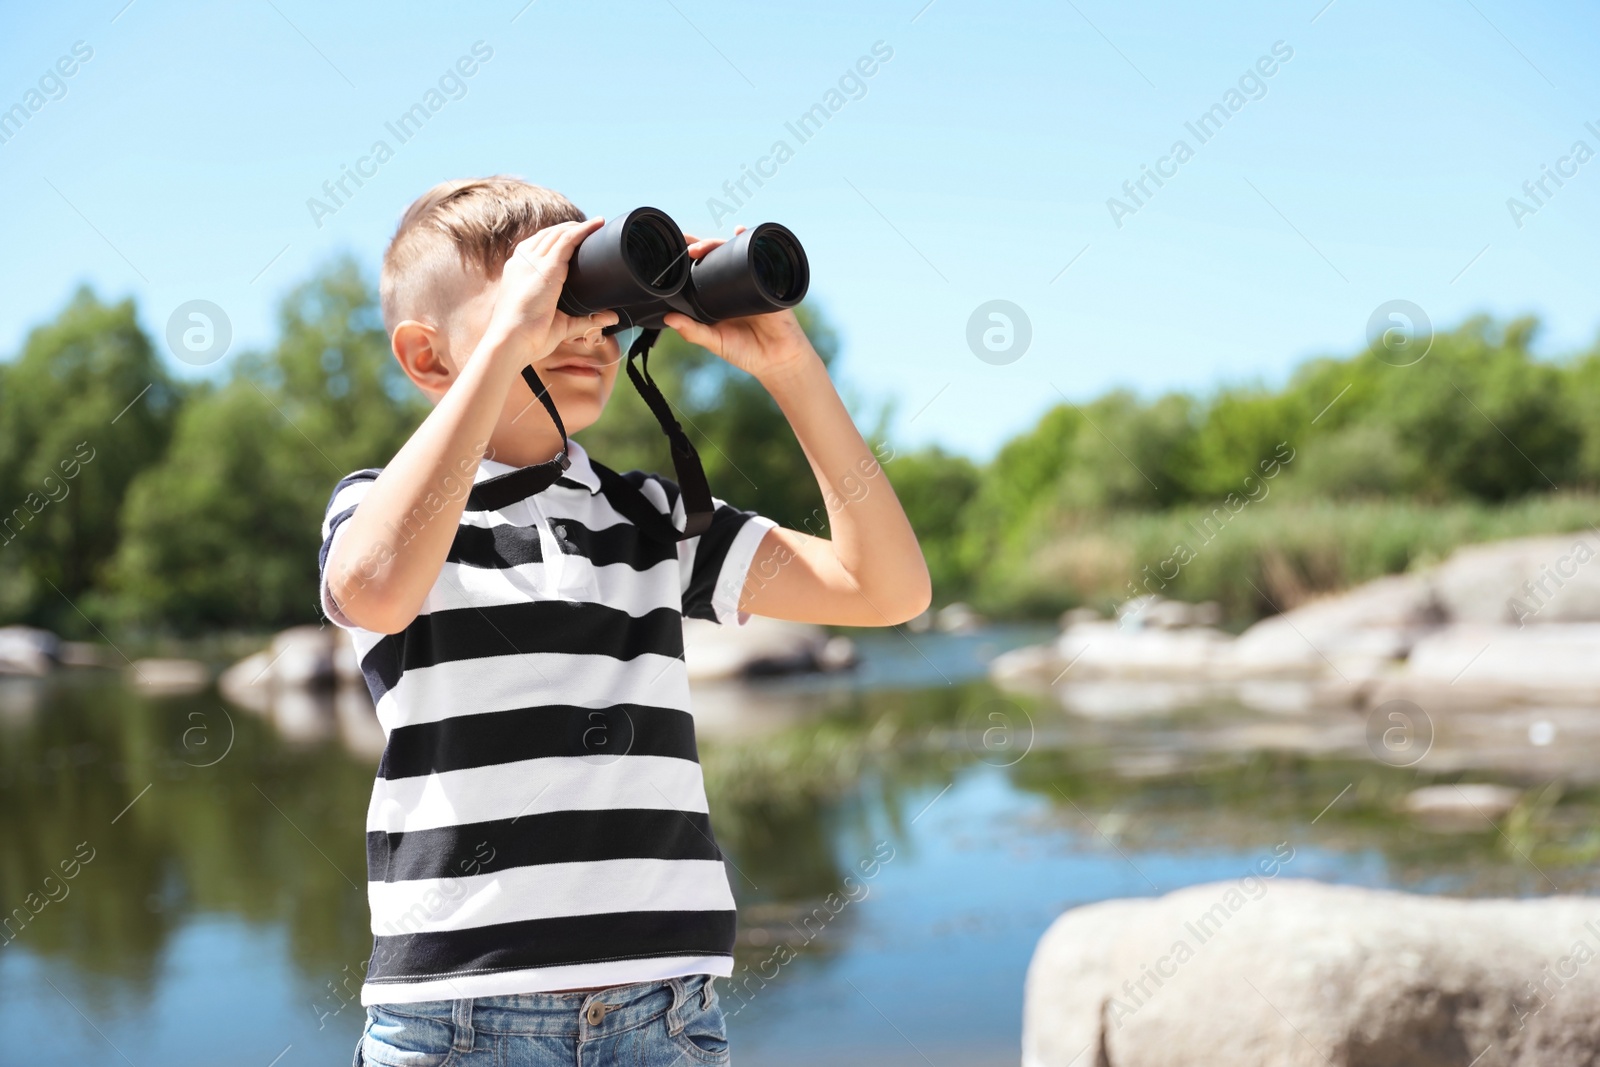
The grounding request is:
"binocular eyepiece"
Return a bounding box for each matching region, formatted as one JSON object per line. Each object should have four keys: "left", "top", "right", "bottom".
{"left": 557, "top": 207, "right": 809, "bottom": 331}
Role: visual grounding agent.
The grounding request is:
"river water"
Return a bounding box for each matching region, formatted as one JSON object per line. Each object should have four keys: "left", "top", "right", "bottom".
{"left": 1, "top": 626, "right": 1593, "bottom": 1065}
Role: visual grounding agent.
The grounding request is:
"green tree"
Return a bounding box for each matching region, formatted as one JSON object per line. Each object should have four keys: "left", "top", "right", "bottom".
{"left": 880, "top": 446, "right": 980, "bottom": 601}
{"left": 1185, "top": 387, "right": 1301, "bottom": 498}
{"left": 1376, "top": 317, "right": 1577, "bottom": 500}
{"left": 258, "top": 257, "right": 426, "bottom": 468}
{"left": 965, "top": 403, "right": 1081, "bottom": 536}
{"left": 1055, "top": 391, "right": 1199, "bottom": 509}
{"left": 113, "top": 259, "right": 425, "bottom": 631}
{"left": 1564, "top": 338, "right": 1600, "bottom": 487}
{"left": 113, "top": 382, "right": 317, "bottom": 628}
{"left": 0, "top": 288, "right": 178, "bottom": 630}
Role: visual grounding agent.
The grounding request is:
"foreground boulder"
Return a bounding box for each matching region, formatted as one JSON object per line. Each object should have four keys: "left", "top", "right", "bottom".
{"left": 1024, "top": 879, "right": 1600, "bottom": 1067}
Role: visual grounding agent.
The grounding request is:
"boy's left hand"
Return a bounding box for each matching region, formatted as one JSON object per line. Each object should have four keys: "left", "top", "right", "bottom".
{"left": 661, "top": 227, "right": 817, "bottom": 382}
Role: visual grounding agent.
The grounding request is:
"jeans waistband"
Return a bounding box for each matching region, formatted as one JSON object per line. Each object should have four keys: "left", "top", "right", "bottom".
{"left": 374, "top": 974, "right": 714, "bottom": 1039}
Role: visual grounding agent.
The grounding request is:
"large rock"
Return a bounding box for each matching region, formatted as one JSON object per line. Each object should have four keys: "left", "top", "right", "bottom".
{"left": 1432, "top": 534, "right": 1600, "bottom": 626}
{"left": 1226, "top": 573, "right": 1439, "bottom": 682}
{"left": 128, "top": 658, "right": 208, "bottom": 694}
{"left": 992, "top": 536, "right": 1600, "bottom": 709}
{"left": 991, "top": 641, "right": 1068, "bottom": 687}
{"left": 994, "top": 578, "right": 1438, "bottom": 691}
{"left": 991, "top": 601, "right": 1237, "bottom": 688}
{"left": 0, "top": 626, "right": 59, "bottom": 675}
{"left": 1024, "top": 880, "right": 1600, "bottom": 1067}
{"left": 682, "top": 616, "right": 855, "bottom": 682}
{"left": 1054, "top": 620, "right": 1234, "bottom": 680}
{"left": 1398, "top": 623, "right": 1600, "bottom": 700}
{"left": 270, "top": 625, "right": 344, "bottom": 688}
{"left": 1053, "top": 679, "right": 1226, "bottom": 719}
{"left": 218, "top": 651, "right": 274, "bottom": 713}
{"left": 220, "top": 626, "right": 363, "bottom": 712}
{"left": 220, "top": 627, "right": 375, "bottom": 750}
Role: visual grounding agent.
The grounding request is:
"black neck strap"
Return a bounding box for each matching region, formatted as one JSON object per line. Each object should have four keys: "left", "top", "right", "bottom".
{"left": 626, "top": 329, "right": 715, "bottom": 540}
{"left": 521, "top": 363, "right": 569, "bottom": 447}
{"left": 467, "top": 365, "right": 571, "bottom": 511}
{"left": 495, "top": 338, "right": 715, "bottom": 540}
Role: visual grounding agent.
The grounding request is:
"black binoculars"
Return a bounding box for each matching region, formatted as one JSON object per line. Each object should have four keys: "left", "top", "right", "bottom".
{"left": 520, "top": 207, "right": 809, "bottom": 542}
{"left": 557, "top": 207, "right": 809, "bottom": 331}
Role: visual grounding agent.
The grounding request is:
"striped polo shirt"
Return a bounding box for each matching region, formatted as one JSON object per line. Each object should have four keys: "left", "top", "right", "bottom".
{"left": 317, "top": 440, "right": 775, "bottom": 1005}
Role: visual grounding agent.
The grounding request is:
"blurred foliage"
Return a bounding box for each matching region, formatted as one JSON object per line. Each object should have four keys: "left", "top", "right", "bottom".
{"left": 0, "top": 265, "right": 849, "bottom": 635}
{"left": 112, "top": 260, "right": 426, "bottom": 631}
{"left": 910, "top": 314, "right": 1600, "bottom": 619}
{"left": 873, "top": 446, "right": 979, "bottom": 597}
{"left": 4, "top": 264, "right": 1600, "bottom": 633}
{"left": 980, "top": 492, "right": 1600, "bottom": 624}
{"left": 0, "top": 289, "right": 179, "bottom": 629}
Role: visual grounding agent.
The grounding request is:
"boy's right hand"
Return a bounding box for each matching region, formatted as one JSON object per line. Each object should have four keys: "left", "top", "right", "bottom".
{"left": 484, "top": 218, "right": 619, "bottom": 361}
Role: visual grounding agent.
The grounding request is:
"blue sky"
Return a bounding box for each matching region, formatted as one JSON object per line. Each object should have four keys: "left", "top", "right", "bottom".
{"left": 3, "top": 0, "right": 1597, "bottom": 458}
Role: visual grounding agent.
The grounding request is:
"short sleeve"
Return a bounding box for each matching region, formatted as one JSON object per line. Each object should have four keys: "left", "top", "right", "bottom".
{"left": 317, "top": 469, "right": 381, "bottom": 630}
{"left": 679, "top": 499, "right": 777, "bottom": 627}
{"left": 594, "top": 468, "right": 777, "bottom": 627}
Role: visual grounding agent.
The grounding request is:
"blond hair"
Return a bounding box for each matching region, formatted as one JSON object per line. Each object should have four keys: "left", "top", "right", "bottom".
{"left": 379, "top": 176, "right": 584, "bottom": 333}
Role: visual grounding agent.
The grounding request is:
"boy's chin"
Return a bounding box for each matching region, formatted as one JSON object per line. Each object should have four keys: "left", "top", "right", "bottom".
{"left": 544, "top": 394, "right": 606, "bottom": 436}
{"left": 507, "top": 376, "right": 611, "bottom": 443}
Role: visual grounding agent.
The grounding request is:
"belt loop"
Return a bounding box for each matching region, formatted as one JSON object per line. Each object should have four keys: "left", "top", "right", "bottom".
{"left": 702, "top": 976, "right": 714, "bottom": 1011}
{"left": 451, "top": 998, "right": 475, "bottom": 1053}
{"left": 666, "top": 977, "right": 688, "bottom": 1036}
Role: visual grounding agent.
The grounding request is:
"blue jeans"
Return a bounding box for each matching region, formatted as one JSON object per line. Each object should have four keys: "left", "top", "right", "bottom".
{"left": 355, "top": 974, "right": 729, "bottom": 1067}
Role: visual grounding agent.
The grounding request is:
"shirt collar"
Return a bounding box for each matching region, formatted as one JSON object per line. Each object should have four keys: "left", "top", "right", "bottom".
{"left": 475, "top": 439, "right": 601, "bottom": 495}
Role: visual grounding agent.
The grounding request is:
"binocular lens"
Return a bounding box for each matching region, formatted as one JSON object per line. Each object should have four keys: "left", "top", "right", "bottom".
{"left": 751, "top": 230, "right": 804, "bottom": 302}
{"left": 558, "top": 207, "right": 688, "bottom": 320}
{"left": 558, "top": 208, "right": 808, "bottom": 327}
{"left": 625, "top": 214, "right": 688, "bottom": 292}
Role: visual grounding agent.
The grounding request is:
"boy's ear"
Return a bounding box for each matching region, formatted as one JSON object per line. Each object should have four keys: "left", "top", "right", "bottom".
{"left": 391, "top": 320, "right": 453, "bottom": 397}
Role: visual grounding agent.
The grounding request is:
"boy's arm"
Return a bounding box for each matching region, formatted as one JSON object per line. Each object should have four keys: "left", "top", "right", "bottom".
{"left": 664, "top": 272, "right": 931, "bottom": 628}
{"left": 325, "top": 219, "right": 613, "bottom": 634}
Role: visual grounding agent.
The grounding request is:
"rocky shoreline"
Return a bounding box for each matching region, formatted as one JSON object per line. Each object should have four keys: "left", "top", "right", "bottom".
{"left": 212, "top": 616, "right": 856, "bottom": 752}
{"left": 991, "top": 533, "right": 1600, "bottom": 712}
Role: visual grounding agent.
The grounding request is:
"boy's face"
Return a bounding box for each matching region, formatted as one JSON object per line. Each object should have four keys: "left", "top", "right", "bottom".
{"left": 439, "top": 269, "right": 622, "bottom": 455}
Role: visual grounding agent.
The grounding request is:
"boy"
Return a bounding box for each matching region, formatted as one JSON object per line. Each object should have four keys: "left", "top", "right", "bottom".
{"left": 319, "top": 177, "right": 929, "bottom": 1066}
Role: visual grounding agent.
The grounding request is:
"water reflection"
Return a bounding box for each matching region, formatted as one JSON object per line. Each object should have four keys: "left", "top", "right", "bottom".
{"left": 2, "top": 628, "right": 1596, "bottom": 1065}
